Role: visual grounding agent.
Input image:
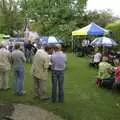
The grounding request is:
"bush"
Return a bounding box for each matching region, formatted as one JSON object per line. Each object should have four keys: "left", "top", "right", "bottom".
{"left": 106, "top": 21, "right": 120, "bottom": 42}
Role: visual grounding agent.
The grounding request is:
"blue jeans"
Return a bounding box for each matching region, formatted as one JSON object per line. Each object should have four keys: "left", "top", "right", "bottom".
{"left": 13, "top": 67, "right": 24, "bottom": 95}
{"left": 52, "top": 70, "right": 64, "bottom": 102}
{"left": 26, "top": 50, "right": 33, "bottom": 64}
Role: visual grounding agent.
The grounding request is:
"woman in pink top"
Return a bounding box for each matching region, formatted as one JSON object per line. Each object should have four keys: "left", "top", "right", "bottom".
{"left": 113, "top": 60, "right": 120, "bottom": 89}
{"left": 115, "top": 66, "right": 120, "bottom": 82}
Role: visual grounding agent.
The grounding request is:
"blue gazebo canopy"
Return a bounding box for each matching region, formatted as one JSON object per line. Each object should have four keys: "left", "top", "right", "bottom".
{"left": 72, "top": 23, "right": 109, "bottom": 36}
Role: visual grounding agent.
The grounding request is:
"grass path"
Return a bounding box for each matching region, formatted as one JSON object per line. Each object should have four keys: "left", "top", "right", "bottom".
{"left": 0, "top": 54, "right": 120, "bottom": 120}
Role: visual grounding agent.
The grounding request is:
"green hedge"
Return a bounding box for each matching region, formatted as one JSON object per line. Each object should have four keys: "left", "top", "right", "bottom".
{"left": 106, "top": 21, "right": 120, "bottom": 41}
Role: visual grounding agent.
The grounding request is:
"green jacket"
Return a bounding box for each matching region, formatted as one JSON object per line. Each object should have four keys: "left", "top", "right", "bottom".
{"left": 98, "top": 61, "right": 113, "bottom": 79}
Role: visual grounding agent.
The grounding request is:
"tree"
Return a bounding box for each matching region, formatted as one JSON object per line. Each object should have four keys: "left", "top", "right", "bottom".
{"left": 106, "top": 21, "right": 120, "bottom": 41}
{"left": 20, "top": 0, "right": 88, "bottom": 41}
{"left": 82, "top": 9, "right": 118, "bottom": 27}
{"left": 0, "top": 0, "right": 24, "bottom": 35}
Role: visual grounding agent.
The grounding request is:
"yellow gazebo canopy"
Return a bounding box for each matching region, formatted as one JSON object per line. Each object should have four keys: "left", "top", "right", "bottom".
{"left": 72, "top": 23, "right": 109, "bottom": 36}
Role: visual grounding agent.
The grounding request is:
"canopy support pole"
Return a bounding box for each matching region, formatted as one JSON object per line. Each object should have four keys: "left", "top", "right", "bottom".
{"left": 72, "top": 35, "right": 74, "bottom": 54}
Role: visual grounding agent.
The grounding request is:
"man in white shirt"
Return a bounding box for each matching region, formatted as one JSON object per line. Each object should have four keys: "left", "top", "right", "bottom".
{"left": 82, "top": 38, "right": 90, "bottom": 56}
{"left": 93, "top": 51, "right": 102, "bottom": 68}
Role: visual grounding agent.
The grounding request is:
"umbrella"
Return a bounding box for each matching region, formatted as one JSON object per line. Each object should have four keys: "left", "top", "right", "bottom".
{"left": 40, "top": 36, "right": 58, "bottom": 45}
{"left": 72, "top": 23, "right": 109, "bottom": 36}
{"left": 90, "top": 37, "right": 118, "bottom": 46}
{"left": 39, "top": 36, "right": 48, "bottom": 44}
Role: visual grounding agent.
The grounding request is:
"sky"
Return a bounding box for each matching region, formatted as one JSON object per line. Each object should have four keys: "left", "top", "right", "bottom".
{"left": 87, "top": 0, "right": 120, "bottom": 16}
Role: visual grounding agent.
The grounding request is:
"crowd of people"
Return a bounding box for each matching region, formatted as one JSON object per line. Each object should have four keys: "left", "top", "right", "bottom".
{"left": 72, "top": 37, "right": 92, "bottom": 57}
{"left": 90, "top": 49, "right": 120, "bottom": 90}
{"left": 73, "top": 36, "right": 120, "bottom": 91}
{"left": 90, "top": 50, "right": 120, "bottom": 68}
{"left": 0, "top": 41, "right": 67, "bottom": 103}
{"left": 0, "top": 36, "right": 119, "bottom": 104}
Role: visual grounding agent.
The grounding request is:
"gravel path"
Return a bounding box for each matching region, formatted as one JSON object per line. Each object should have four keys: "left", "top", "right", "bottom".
{"left": 6, "top": 104, "right": 64, "bottom": 120}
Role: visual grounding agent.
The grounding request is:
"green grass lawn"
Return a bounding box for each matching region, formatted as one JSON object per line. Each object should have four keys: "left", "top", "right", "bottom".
{"left": 0, "top": 54, "right": 120, "bottom": 120}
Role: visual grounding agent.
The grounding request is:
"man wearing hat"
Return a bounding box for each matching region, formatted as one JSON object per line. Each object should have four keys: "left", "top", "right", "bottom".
{"left": 51, "top": 44, "right": 67, "bottom": 103}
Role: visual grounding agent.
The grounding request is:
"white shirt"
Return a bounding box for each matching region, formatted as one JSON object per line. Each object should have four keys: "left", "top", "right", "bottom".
{"left": 49, "top": 54, "right": 52, "bottom": 65}
{"left": 93, "top": 52, "right": 102, "bottom": 63}
{"left": 82, "top": 39, "right": 90, "bottom": 47}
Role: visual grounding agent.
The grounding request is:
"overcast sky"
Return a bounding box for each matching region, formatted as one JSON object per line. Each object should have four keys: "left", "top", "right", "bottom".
{"left": 87, "top": 0, "right": 120, "bottom": 16}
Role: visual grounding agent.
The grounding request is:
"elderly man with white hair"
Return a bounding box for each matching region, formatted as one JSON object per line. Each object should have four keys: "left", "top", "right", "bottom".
{"left": 0, "top": 43, "right": 11, "bottom": 91}
{"left": 51, "top": 44, "right": 67, "bottom": 103}
{"left": 31, "top": 45, "right": 50, "bottom": 100}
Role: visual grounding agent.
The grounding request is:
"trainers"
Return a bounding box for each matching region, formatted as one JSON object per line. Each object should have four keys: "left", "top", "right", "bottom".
{"left": 17, "top": 91, "right": 26, "bottom": 96}
{"left": 40, "top": 96, "right": 51, "bottom": 101}
{"left": 22, "top": 91, "right": 26, "bottom": 94}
